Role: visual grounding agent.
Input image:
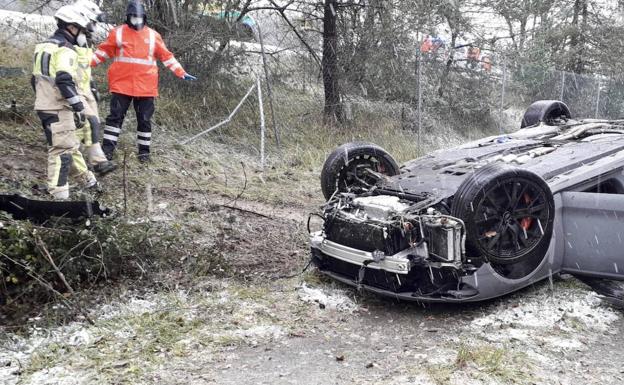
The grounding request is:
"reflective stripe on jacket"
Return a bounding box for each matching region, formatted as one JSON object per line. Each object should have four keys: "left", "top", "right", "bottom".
{"left": 32, "top": 30, "right": 81, "bottom": 111}
{"left": 91, "top": 24, "right": 186, "bottom": 97}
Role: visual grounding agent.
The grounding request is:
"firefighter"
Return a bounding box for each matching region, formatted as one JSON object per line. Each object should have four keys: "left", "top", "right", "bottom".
{"left": 91, "top": 0, "right": 197, "bottom": 163}
{"left": 73, "top": 0, "right": 117, "bottom": 175}
{"left": 32, "top": 5, "right": 98, "bottom": 200}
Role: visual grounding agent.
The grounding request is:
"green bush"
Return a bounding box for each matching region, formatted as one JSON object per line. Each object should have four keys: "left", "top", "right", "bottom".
{"left": 0, "top": 211, "right": 226, "bottom": 322}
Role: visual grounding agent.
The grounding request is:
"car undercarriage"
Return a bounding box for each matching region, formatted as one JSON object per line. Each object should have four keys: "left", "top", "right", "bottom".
{"left": 310, "top": 100, "right": 624, "bottom": 303}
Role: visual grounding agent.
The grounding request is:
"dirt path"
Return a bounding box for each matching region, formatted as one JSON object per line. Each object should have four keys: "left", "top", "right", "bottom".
{"left": 212, "top": 283, "right": 624, "bottom": 385}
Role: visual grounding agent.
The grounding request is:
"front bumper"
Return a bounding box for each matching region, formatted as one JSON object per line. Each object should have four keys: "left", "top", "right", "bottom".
{"left": 318, "top": 268, "right": 478, "bottom": 303}
{"left": 310, "top": 232, "right": 481, "bottom": 302}
{"left": 309, "top": 232, "right": 412, "bottom": 274}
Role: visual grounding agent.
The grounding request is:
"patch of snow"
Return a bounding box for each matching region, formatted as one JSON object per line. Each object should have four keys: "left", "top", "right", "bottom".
{"left": 97, "top": 297, "right": 159, "bottom": 320}
{"left": 207, "top": 325, "right": 286, "bottom": 347}
{"left": 297, "top": 283, "right": 359, "bottom": 313}
{"left": 470, "top": 287, "right": 620, "bottom": 348}
{"left": 28, "top": 366, "right": 91, "bottom": 385}
{"left": 384, "top": 374, "right": 436, "bottom": 385}
{"left": 67, "top": 329, "right": 92, "bottom": 347}
{"left": 0, "top": 357, "right": 20, "bottom": 385}
{"left": 541, "top": 336, "right": 584, "bottom": 351}
{"left": 0, "top": 322, "right": 96, "bottom": 385}
{"left": 231, "top": 325, "right": 285, "bottom": 340}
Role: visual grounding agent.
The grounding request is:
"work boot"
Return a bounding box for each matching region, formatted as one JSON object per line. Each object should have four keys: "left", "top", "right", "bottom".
{"left": 104, "top": 150, "right": 114, "bottom": 161}
{"left": 93, "top": 160, "right": 117, "bottom": 175}
{"left": 83, "top": 172, "right": 98, "bottom": 189}
{"left": 51, "top": 189, "right": 70, "bottom": 200}
{"left": 138, "top": 153, "right": 150, "bottom": 163}
{"left": 86, "top": 181, "right": 104, "bottom": 194}
{"left": 49, "top": 185, "right": 69, "bottom": 200}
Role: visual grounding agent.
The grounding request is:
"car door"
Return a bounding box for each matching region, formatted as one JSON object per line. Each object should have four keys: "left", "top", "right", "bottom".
{"left": 560, "top": 189, "right": 624, "bottom": 279}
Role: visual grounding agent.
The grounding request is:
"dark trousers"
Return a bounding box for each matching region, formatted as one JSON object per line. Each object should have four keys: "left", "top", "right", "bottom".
{"left": 102, "top": 93, "right": 155, "bottom": 155}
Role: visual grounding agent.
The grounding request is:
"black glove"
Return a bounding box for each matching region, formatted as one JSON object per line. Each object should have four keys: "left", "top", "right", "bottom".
{"left": 90, "top": 80, "right": 100, "bottom": 102}
{"left": 92, "top": 88, "right": 101, "bottom": 103}
{"left": 74, "top": 111, "right": 86, "bottom": 129}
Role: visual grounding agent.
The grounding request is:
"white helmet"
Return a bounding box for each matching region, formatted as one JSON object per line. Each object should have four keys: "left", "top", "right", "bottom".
{"left": 54, "top": 5, "right": 91, "bottom": 30}
{"left": 73, "top": 0, "right": 105, "bottom": 23}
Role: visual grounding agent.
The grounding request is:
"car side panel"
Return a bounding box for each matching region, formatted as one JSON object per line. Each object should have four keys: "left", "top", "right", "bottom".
{"left": 561, "top": 191, "right": 624, "bottom": 280}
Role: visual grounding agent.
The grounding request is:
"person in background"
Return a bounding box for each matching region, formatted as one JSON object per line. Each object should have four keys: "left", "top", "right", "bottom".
{"left": 466, "top": 46, "right": 481, "bottom": 69}
{"left": 420, "top": 35, "right": 433, "bottom": 54}
{"left": 91, "top": 0, "right": 197, "bottom": 163}
{"left": 72, "top": 0, "right": 117, "bottom": 175}
{"left": 32, "top": 5, "right": 98, "bottom": 200}
{"left": 482, "top": 55, "right": 492, "bottom": 72}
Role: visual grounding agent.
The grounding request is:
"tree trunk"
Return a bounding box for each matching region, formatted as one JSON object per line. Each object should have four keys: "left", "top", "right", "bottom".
{"left": 569, "top": 0, "right": 587, "bottom": 73}
{"left": 438, "top": 31, "right": 458, "bottom": 98}
{"left": 322, "top": 0, "right": 344, "bottom": 125}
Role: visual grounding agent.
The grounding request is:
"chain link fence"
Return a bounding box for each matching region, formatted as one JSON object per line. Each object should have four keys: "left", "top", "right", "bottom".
{"left": 3, "top": 6, "right": 624, "bottom": 166}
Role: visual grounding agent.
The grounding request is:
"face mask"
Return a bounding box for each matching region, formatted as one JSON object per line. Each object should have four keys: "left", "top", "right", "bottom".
{"left": 76, "top": 32, "right": 87, "bottom": 47}
{"left": 130, "top": 16, "right": 144, "bottom": 28}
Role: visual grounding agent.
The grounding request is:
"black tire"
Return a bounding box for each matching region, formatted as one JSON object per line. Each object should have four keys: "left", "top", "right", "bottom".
{"left": 451, "top": 163, "right": 555, "bottom": 267}
{"left": 320, "top": 142, "right": 399, "bottom": 200}
{"left": 520, "top": 100, "right": 571, "bottom": 128}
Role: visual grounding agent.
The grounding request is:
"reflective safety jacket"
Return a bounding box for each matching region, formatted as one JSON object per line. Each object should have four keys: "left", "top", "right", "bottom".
{"left": 32, "top": 30, "right": 83, "bottom": 111}
{"left": 76, "top": 46, "right": 94, "bottom": 97}
{"left": 91, "top": 24, "right": 186, "bottom": 97}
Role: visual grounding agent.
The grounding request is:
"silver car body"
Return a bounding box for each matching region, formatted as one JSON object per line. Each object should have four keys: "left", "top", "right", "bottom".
{"left": 310, "top": 120, "right": 624, "bottom": 302}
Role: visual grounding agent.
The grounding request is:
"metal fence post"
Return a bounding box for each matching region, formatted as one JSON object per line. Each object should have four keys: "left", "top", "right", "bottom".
{"left": 417, "top": 46, "right": 423, "bottom": 154}
{"left": 498, "top": 57, "right": 507, "bottom": 135}
{"left": 595, "top": 77, "right": 601, "bottom": 119}
{"left": 257, "top": 24, "right": 281, "bottom": 149}
{"left": 257, "top": 77, "right": 266, "bottom": 171}
{"left": 560, "top": 71, "right": 565, "bottom": 102}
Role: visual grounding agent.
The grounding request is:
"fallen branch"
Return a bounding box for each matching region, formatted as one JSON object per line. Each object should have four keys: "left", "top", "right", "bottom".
{"left": 35, "top": 235, "right": 74, "bottom": 295}
{"left": 219, "top": 204, "right": 272, "bottom": 219}
{"left": 224, "top": 161, "right": 248, "bottom": 207}
{"left": 0, "top": 250, "right": 95, "bottom": 325}
{"left": 34, "top": 235, "right": 95, "bottom": 325}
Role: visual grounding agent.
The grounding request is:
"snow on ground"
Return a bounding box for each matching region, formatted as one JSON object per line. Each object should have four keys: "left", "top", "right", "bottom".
{"left": 1, "top": 279, "right": 622, "bottom": 385}
{"left": 297, "top": 283, "right": 359, "bottom": 313}
{"left": 27, "top": 366, "right": 92, "bottom": 385}
{"left": 0, "top": 320, "right": 94, "bottom": 385}
{"left": 468, "top": 283, "right": 620, "bottom": 354}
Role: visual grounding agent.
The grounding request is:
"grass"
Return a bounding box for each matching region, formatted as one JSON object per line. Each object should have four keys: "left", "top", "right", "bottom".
{"left": 16, "top": 278, "right": 313, "bottom": 384}
{"left": 426, "top": 342, "right": 535, "bottom": 385}
{"left": 0, "top": 38, "right": 492, "bottom": 211}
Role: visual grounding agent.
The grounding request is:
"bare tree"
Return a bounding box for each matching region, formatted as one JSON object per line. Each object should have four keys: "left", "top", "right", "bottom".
{"left": 322, "top": 0, "right": 344, "bottom": 124}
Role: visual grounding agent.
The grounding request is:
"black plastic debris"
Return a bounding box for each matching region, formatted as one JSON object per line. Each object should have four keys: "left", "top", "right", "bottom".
{"left": 576, "top": 276, "right": 624, "bottom": 308}
{"left": 0, "top": 194, "right": 111, "bottom": 223}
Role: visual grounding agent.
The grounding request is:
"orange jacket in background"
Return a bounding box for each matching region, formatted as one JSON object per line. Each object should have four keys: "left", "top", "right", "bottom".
{"left": 420, "top": 36, "right": 432, "bottom": 53}
{"left": 91, "top": 24, "right": 186, "bottom": 97}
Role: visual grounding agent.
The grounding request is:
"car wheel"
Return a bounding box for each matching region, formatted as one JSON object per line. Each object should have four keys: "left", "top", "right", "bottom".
{"left": 451, "top": 163, "right": 555, "bottom": 267}
{"left": 320, "top": 142, "right": 400, "bottom": 200}
{"left": 520, "top": 100, "right": 571, "bottom": 128}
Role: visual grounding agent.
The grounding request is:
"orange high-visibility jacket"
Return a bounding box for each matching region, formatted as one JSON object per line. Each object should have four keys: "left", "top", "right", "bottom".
{"left": 91, "top": 24, "right": 186, "bottom": 97}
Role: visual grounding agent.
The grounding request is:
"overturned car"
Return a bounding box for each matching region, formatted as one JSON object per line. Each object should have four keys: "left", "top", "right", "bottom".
{"left": 310, "top": 100, "right": 624, "bottom": 302}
